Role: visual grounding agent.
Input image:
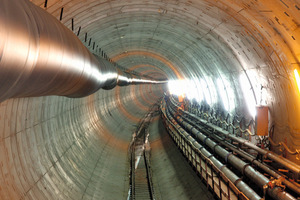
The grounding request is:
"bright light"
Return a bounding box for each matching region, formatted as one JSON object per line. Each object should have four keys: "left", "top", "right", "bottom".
{"left": 195, "top": 79, "right": 204, "bottom": 102}
{"left": 240, "top": 73, "right": 257, "bottom": 117}
{"left": 168, "top": 78, "right": 218, "bottom": 106}
{"left": 246, "top": 70, "right": 269, "bottom": 106}
{"left": 206, "top": 77, "right": 217, "bottom": 104}
{"left": 168, "top": 79, "right": 186, "bottom": 97}
{"left": 294, "top": 69, "right": 300, "bottom": 93}
{"left": 186, "top": 80, "right": 198, "bottom": 100}
{"left": 217, "top": 77, "right": 235, "bottom": 112}
{"left": 168, "top": 79, "right": 204, "bottom": 103}
{"left": 200, "top": 79, "right": 212, "bottom": 104}
{"left": 217, "top": 79, "right": 230, "bottom": 111}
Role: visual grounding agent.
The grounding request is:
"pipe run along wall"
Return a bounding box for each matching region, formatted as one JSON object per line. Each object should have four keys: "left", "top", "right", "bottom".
{"left": 162, "top": 107, "right": 262, "bottom": 200}
{"left": 164, "top": 98, "right": 297, "bottom": 200}
{"left": 0, "top": 0, "right": 166, "bottom": 103}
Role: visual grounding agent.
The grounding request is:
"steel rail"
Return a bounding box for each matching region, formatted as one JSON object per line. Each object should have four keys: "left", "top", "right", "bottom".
{"left": 129, "top": 107, "right": 157, "bottom": 200}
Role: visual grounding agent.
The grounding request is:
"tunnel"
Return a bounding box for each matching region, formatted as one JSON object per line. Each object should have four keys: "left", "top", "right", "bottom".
{"left": 1, "top": 0, "right": 300, "bottom": 199}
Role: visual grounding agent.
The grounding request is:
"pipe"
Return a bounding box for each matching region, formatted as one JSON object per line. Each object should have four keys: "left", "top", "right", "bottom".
{"left": 196, "top": 113, "right": 300, "bottom": 177}
{"left": 0, "top": 0, "right": 166, "bottom": 103}
{"left": 177, "top": 109, "right": 300, "bottom": 196}
{"left": 94, "top": 56, "right": 118, "bottom": 90}
{"left": 213, "top": 135, "right": 300, "bottom": 196}
{"left": 117, "top": 71, "right": 132, "bottom": 87}
{"left": 166, "top": 104, "right": 297, "bottom": 200}
{"left": 162, "top": 108, "right": 262, "bottom": 200}
{"left": 167, "top": 97, "right": 300, "bottom": 178}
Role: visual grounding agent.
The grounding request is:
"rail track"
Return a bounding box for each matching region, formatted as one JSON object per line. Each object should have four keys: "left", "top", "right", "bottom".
{"left": 128, "top": 104, "right": 159, "bottom": 200}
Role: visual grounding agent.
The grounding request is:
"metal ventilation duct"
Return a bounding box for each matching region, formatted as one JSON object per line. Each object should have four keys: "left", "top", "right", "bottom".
{"left": 0, "top": 0, "right": 165, "bottom": 103}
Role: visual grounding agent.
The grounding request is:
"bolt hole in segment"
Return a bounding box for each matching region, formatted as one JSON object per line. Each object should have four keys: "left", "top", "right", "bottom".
{"left": 128, "top": 103, "right": 159, "bottom": 200}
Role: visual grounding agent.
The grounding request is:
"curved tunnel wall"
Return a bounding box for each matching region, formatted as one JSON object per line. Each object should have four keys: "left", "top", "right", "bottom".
{"left": 85, "top": 0, "right": 300, "bottom": 161}
{"left": 1, "top": 0, "right": 300, "bottom": 199}
{"left": 0, "top": 84, "right": 164, "bottom": 199}
{"left": 0, "top": 0, "right": 165, "bottom": 102}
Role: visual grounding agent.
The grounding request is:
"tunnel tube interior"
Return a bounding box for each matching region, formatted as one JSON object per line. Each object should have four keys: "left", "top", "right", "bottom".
{"left": 1, "top": 0, "right": 300, "bottom": 199}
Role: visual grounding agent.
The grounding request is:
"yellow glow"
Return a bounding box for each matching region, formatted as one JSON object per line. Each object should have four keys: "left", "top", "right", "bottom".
{"left": 295, "top": 69, "right": 300, "bottom": 93}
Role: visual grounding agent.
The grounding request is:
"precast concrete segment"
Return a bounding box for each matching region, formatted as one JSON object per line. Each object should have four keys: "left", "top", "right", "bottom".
{"left": 127, "top": 64, "right": 168, "bottom": 79}
{"left": 2, "top": 0, "right": 300, "bottom": 199}
{"left": 112, "top": 51, "right": 183, "bottom": 79}
{"left": 32, "top": 0, "right": 300, "bottom": 162}
{"left": 0, "top": 84, "right": 164, "bottom": 200}
{"left": 0, "top": 0, "right": 166, "bottom": 103}
{"left": 114, "top": 86, "right": 147, "bottom": 123}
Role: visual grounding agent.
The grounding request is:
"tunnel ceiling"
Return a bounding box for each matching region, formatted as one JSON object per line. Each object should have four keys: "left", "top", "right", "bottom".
{"left": 31, "top": 0, "right": 300, "bottom": 146}
{"left": 2, "top": 0, "right": 300, "bottom": 199}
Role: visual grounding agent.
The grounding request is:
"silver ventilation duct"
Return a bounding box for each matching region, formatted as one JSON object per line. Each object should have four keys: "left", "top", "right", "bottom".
{"left": 0, "top": 0, "right": 166, "bottom": 103}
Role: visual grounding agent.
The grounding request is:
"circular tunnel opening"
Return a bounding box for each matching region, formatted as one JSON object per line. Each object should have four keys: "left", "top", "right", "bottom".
{"left": 1, "top": 0, "right": 300, "bottom": 199}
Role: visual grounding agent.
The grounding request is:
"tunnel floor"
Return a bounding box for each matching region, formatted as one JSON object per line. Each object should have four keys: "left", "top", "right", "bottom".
{"left": 126, "top": 102, "right": 215, "bottom": 200}
{"left": 139, "top": 112, "right": 215, "bottom": 200}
